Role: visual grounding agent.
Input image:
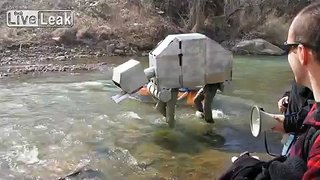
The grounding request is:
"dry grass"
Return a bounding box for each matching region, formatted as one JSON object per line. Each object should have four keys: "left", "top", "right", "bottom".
{"left": 0, "top": 0, "right": 181, "bottom": 49}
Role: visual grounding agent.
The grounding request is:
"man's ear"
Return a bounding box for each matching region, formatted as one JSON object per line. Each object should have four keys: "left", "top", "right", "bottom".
{"left": 297, "top": 44, "right": 309, "bottom": 65}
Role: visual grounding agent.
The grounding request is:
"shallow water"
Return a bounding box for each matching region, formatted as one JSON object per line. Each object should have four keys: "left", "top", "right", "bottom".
{"left": 0, "top": 55, "right": 293, "bottom": 179}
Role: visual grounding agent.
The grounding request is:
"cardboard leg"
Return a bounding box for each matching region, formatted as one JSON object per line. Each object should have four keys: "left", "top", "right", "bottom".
{"left": 166, "top": 88, "right": 178, "bottom": 128}
{"left": 203, "top": 84, "right": 219, "bottom": 123}
{"left": 155, "top": 100, "right": 166, "bottom": 117}
{"left": 193, "top": 88, "right": 205, "bottom": 113}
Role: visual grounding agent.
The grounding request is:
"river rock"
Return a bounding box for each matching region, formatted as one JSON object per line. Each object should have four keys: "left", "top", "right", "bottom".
{"left": 79, "top": 54, "right": 89, "bottom": 58}
{"left": 55, "top": 56, "right": 66, "bottom": 61}
{"left": 232, "top": 39, "right": 285, "bottom": 55}
{"left": 117, "top": 42, "right": 126, "bottom": 49}
{"left": 46, "top": 56, "right": 54, "bottom": 61}
{"left": 114, "top": 49, "right": 124, "bottom": 55}
{"left": 52, "top": 28, "right": 78, "bottom": 45}
{"left": 106, "top": 43, "right": 116, "bottom": 53}
{"left": 57, "top": 52, "right": 65, "bottom": 56}
{"left": 96, "top": 52, "right": 103, "bottom": 57}
{"left": 58, "top": 166, "right": 105, "bottom": 180}
{"left": 141, "top": 52, "right": 149, "bottom": 56}
{"left": 96, "top": 25, "right": 114, "bottom": 41}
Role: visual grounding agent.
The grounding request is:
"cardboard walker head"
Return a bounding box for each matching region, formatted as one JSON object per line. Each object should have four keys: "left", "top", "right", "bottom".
{"left": 112, "top": 59, "right": 148, "bottom": 94}
{"left": 250, "top": 105, "right": 283, "bottom": 137}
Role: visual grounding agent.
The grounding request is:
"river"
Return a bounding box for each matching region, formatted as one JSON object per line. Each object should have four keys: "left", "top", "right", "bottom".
{"left": 0, "top": 55, "right": 293, "bottom": 179}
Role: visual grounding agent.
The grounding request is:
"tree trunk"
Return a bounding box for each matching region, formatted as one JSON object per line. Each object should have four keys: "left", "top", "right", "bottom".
{"left": 189, "top": 0, "right": 197, "bottom": 29}
{"left": 191, "top": 0, "right": 205, "bottom": 32}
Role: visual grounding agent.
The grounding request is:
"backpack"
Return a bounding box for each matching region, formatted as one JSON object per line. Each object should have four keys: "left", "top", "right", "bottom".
{"left": 219, "top": 152, "right": 286, "bottom": 180}
{"left": 219, "top": 128, "right": 320, "bottom": 180}
{"left": 302, "top": 126, "right": 320, "bottom": 162}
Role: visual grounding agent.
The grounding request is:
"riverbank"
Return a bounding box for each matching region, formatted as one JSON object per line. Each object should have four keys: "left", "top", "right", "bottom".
{"left": 1, "top": 0, "right": 313, "bottom": 78}
{"left": 0, "top": 0, "right": 181, "bottom": 77}
{"left": 0, "top": 42, "right": 120, "bottom": 78}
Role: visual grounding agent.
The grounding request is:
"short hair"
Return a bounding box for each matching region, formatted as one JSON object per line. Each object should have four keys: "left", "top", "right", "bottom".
{"left": 292, "top": 2, "right": 320, "bottom": 59}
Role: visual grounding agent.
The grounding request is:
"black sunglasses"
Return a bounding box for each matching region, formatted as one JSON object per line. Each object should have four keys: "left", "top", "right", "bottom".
{"left": 283, "top": 42, "right": 320, "bottom": 54}
{"left": 283, "top": 42, "right": 300, "bottom": 54}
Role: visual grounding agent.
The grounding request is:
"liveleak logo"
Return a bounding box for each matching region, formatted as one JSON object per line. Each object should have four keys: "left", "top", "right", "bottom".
{"left": 6, "top": 10, "right": 74, "bottom": 28}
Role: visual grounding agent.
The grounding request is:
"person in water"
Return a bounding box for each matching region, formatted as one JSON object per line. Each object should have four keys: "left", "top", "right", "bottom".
{"left": 149, "top": 87, "right": 198, "bottom": 128}
{"left": 137, "top": 83, "right": 221, "bottom": 125}
{"left": 137, "top": 86, "right": 198, "bottom": 105}
{"left": 176, "top": 87, "right": 198, "bottom": 105}
{"left": 154, "top": 88, "right": 179, "bottom": 128}
{"left": 193, "top": 83, "right": 222, "bottom": 123}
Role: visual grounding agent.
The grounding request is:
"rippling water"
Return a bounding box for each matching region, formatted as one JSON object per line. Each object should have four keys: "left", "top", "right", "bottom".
{"left": 0, "top": 55, "right": 293, "bottom": 179}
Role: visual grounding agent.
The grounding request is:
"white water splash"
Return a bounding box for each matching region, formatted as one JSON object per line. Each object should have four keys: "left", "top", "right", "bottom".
{"left": 68, "top": 81, "right": 105, "bottom": 91}
{"left": 96, "top": 114, "right": 109, "bottom": 120}
{"left": 16, "top": 146, "right": 40, "bottom": 165}
{"left": 211, "top": 109, "right": 229, "bottom": 119}
{"left": 189, "top": 109, "right": 229, "bottom": 119}
{"left": 121, "top": 112, "right": 142, "bottom": 120}
{"left": 34, "top": 125, "right": 48, "bottom": 130}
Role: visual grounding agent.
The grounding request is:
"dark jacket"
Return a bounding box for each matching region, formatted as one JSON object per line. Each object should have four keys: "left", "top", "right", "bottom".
{"left": 219, "top": 103, "right": 320, "bottom": 180}
{"left": 281, "top": 81, "right": 314, "bottom": 133}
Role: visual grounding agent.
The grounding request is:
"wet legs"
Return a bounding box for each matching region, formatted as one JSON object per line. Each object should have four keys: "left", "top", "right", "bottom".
{"left": 193, "top": 84, "right": 219, "bottom": 123}
{"left": 155, "top": 88, "right": 179, "bottom": 128}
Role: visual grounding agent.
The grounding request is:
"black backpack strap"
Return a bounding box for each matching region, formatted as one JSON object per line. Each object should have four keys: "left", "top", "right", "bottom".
{"left": 302, "top": 126, "right": 320, "bottom": 161}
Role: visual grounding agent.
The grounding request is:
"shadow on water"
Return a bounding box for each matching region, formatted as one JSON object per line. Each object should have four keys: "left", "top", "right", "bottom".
{"left": 128, "top": 91, "right": 283, "bottom": 156}
{"left": 152, "top": 123, "right": 226, "bottom": 154}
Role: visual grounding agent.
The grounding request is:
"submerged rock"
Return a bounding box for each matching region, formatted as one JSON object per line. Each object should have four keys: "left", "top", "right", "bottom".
{"left": 96, "top": 146, "right": 139, "bottom": 166}
{"left": 58, "top": 166, "right": 105, "bottom": 180}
